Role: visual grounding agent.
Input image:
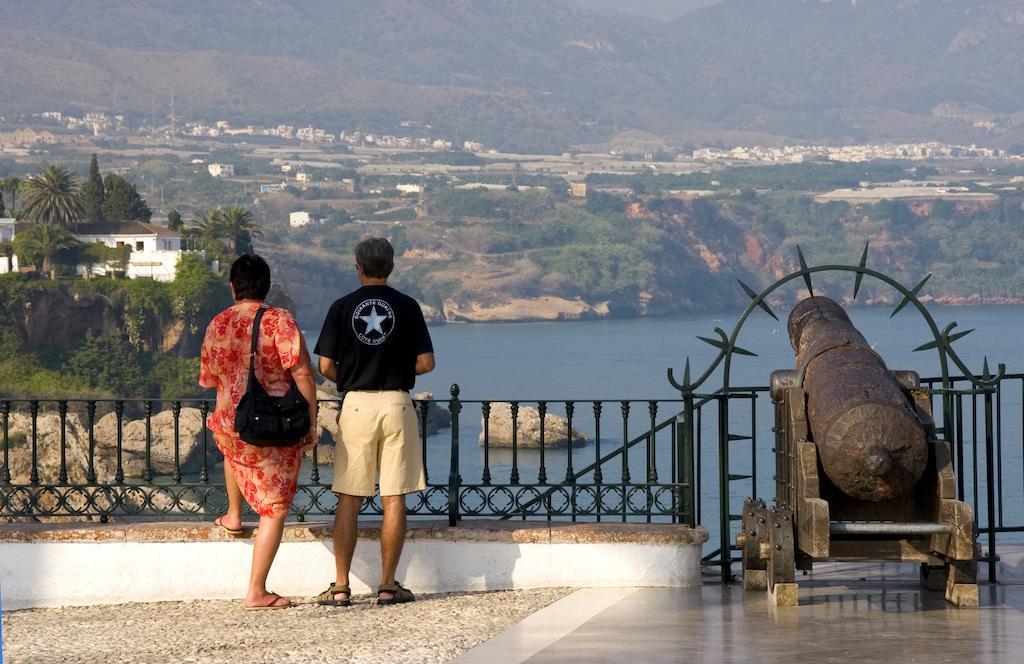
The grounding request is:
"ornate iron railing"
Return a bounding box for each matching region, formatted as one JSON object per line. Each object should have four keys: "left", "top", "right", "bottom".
{"left": 0, "top": 393, "right": 696, "bottom": 526}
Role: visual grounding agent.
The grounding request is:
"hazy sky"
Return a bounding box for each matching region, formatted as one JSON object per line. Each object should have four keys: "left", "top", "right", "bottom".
{"left": 570, "top": 0, "right": 722, "bottom": 21}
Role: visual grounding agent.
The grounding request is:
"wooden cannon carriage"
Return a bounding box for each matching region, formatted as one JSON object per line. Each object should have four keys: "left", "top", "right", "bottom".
{"left": 738, "top": 297, "right": 978, "bottom": 607}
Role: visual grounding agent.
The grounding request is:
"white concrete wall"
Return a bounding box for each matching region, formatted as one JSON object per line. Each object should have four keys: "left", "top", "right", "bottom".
{"left": 0, "top": 538, "right": 702, "bottom": 610}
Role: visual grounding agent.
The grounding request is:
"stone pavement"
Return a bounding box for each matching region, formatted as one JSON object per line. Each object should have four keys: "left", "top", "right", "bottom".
{"left": 0, "top": 588, "right": 571, "bottom": 664}
{"left": 460, "top": 545, "right": 1024, "bottom": 663}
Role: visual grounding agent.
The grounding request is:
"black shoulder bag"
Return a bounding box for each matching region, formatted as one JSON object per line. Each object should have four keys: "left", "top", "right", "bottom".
{"left": 234, "top": 306, "right": 311, "bottom": 447}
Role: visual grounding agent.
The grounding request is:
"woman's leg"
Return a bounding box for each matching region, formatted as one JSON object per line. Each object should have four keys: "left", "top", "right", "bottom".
{"left": 246, "top": 509, "right": 288, "bottom": 605}
{"left": 219, "top": 462, "right": 244, "bottom": 531}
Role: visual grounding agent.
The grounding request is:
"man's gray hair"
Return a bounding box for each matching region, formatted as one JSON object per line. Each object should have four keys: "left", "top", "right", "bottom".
{"left": 355, "top": 237, "right": 394, "bottom": 279}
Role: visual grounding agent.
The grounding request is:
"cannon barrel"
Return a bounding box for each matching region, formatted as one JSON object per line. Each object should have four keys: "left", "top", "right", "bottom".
{"left": 788, "top": 297, "right": 927, "bottom": 501}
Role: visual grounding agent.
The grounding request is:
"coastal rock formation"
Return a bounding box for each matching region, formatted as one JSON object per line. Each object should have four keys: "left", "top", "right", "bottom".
{"left": 480, "top": 403, "right": 590, "bottom": 448}
{"left": 93, "top": 408, "right": 209, "bottom": 477}
{"left": 5, "top": 411, "right": 92, "bottom": 484}
{"left": 4, "top": 407, "right": 211, "bottom": 484}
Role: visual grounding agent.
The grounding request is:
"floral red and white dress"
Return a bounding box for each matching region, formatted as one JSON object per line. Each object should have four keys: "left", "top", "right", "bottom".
{"left": 200, "top": 302, "right": 314, "bottom": 517}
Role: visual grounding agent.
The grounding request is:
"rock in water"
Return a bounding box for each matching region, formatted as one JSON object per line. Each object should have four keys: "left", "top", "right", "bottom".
{"left": 480, "top": 403, "right": 589, "bottom": 447}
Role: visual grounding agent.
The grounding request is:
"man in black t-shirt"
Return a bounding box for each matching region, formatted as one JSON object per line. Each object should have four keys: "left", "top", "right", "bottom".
{"left": 313, "top": 237, "right": 435, "bottom": 607}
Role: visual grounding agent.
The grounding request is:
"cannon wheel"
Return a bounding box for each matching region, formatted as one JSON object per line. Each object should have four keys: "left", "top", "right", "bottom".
{"left": 767, "top": 506, "right": 798, "bottom": 606}
{"left": 739, "top": 498, "right": 768, "bottom": 591}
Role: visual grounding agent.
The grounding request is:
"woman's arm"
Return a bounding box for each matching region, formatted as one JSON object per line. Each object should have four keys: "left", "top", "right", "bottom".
{"left": 291, "top": 338, "right": 319, "bottom": 445}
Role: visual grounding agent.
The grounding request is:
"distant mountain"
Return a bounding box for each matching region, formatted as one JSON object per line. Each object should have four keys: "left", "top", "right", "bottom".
{"left": 2, "top": 0, "right": 1024, "bottom": 150}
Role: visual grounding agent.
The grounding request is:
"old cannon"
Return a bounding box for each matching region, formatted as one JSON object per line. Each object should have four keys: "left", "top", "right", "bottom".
{"left": 738, "top": 296, "right": 978, "bottom": 607}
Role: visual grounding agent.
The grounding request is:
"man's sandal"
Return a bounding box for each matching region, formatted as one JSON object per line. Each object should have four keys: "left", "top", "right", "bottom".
{"left": 316, "top": 582, "right": 352, "bottom": 607}
{"left": 377, "top": 581, "right": 415, "bottom": 606}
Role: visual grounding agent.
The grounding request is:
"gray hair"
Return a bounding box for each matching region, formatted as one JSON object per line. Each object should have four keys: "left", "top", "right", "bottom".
{"left": 354, "top": 237, "right": 394, "bottom": 279}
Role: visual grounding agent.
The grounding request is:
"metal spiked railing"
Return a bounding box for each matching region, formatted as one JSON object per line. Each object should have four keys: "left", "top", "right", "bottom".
{"left": 667, "top": 244, "right": 1005, "bottom": 582}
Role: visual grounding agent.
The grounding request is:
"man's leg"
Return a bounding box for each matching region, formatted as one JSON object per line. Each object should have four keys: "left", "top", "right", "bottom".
{"left": 245, "top": 510, "right": 289, "bottom": 607}
{"left": 379, "top": 494, "right": 407, "bottom": 599}
{"left": 219, "top": 462, "right": 243, "bottom": 531}
{"left": 332, "top": 493, "right": 363, "bottom": 599}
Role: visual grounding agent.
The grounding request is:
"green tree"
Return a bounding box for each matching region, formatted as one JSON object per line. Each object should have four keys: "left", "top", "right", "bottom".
{"left": 215, "top": 205, "right": 263, "bottom": 255}
{"left": 74, "top": 242, "right": 130, "bottom": 279}
{"left": 19, "top": 165, "right": 84, "bottom": 227}
{"left": 166, "top": 208, "right": 182, "bottom": 231}
{"left": 80, "top": 154, "right": 105, "bottom": 221}
{"left": 100, "top": 173, "right": 152, "bottom": 221}
{"left": 67, "top": 331, "right": 151, "bottom": 396}
{"left": 12, "top": 222, "right": 80, "bottom": 279}
{"left": 1, "top": 176, "right": 21, "bottom": 217}
{"left": 0, "top": 190, "right": 5, "bottom": 217}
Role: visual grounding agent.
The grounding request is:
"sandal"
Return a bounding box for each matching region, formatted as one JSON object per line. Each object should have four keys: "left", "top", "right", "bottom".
{"left": 214, "top": 516, "right": 244, "bottom": 537}
{"left": 244, "top": 592, "right": 291, "bottom": 610}
{"left": 377, "top": 581, "right": 415, "bottom": 606}
{"left": 316, "top": 582, "right": 352, "bottom": 607}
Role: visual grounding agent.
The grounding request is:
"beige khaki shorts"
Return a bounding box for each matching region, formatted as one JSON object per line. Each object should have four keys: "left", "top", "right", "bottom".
{"left": 332, "top": 390, "right": 426, "bottom": 497}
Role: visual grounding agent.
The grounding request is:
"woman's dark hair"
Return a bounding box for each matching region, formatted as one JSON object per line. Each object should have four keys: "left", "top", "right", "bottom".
{"left": 229, "top": 254, "right": 271, "bottom": 301}
{"left": 355, "top": 237, "right": 394, "bottom": 279}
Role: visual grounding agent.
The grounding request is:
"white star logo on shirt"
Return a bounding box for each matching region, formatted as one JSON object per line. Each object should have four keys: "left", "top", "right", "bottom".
{"left": 359, "top": 306, "right": 388, "bottom": 335}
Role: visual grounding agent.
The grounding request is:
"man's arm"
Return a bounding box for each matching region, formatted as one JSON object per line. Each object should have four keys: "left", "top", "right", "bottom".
{"left": 415, "top": 352, "right": 435, "bottom": 375}
{"left": 319, "top": 356, "right": 339, "bottom": 383}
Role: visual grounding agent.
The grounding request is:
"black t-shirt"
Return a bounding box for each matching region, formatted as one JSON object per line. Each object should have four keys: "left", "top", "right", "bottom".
{"left": 314, "top": 285, "right": 434, "bottom": 392}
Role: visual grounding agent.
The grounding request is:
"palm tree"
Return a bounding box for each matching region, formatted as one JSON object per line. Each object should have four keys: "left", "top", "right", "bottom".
{"left": 188, "top": 209, "right": 225, "bottom": 251}
{"left": 13, "top": 222, "right": 80, "bottom": 279}
{"left": 1, "top": 177, "right": 21, "bottom": 217}
{"left": 19, "top": 165, "right": 84, "bottom": 228}
{"left": 215, "top": 205, "right": 263, "bottom": 255}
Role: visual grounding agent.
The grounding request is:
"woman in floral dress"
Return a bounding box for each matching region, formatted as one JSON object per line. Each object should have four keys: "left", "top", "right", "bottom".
{"left": 200, "top": 255, "right": 318, "bottom": 610}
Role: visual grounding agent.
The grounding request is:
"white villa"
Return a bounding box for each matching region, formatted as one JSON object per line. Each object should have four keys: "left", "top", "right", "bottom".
{"left": 289, "top": 211, "right": 313, "bottom": 227}
{"left": 208, "top": 163, "right": 235, "bottom": 178}
{"left": 0, "top": 218, "right": 20, "bottom": 274}
{"left": 74, "top": 221, "right": 200, "bottom": 281}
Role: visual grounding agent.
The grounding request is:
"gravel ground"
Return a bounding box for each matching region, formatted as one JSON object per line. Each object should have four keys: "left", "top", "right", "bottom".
{"left": 1, "top": 588, "right": 573, "bottom": 664}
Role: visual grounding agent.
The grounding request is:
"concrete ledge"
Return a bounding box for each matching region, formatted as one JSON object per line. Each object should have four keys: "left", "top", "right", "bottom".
{"left": 0, "top": 520, "right": 708, "bottom": 610}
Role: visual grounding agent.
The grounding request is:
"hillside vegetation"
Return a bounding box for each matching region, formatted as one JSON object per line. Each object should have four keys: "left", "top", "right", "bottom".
{"left": 3, "top": 1, "right": 1024, "bottom": 148}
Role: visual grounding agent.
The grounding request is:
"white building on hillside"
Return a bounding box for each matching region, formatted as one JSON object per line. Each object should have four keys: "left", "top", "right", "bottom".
{"left": 0, "top": 218, "right": 20, "bottom": 274}
{"left": 289, "top": 211, "right": 313, "bottom": 227}
{"left": 396, "top": 183, "right": 424, "bottom": 194}
{"left": 74, "top": 221, "right": 201, "bottom": 281}
{"left": 208, "top": 163, "right": 235, "bottom": 178}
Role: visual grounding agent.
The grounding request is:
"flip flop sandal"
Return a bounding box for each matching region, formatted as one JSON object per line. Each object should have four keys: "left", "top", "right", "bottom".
{"left": 377, "top": 581, "right": 415, "bottom": 606}
{"left": 245, "top": 593, "right": 291, "bottom": 610}
{"left": 214, "top": 516, "right": 244, "bottom": 537}
{"left": 316, "top": 582, "right": 352, "bottom": 607}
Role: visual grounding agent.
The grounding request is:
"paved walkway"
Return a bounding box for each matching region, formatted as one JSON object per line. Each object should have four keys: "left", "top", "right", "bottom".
{"left": 0, "top": 588, "right": 571, "bottom": 664}
{"left": 460, "top": 548, "right": 1024, "bottom": 663}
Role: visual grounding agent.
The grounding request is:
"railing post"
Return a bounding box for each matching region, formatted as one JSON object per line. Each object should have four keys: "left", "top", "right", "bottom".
{"left": 718, "top": 395, "right": 732, "bottom": 584}
{"left": 29, "top": 400, "right": 39, "bottom": 485}
{"left": 114, "top": 400, "right": 125, "bottom": 484}
{"left": 984, "top": 386, "right": 997, "bottom": 583}
{"left": 171, "top": 401, "right": 181, "bottom": 482}
{"left": 678, "top": 391, "right": 696, "bottom": 527}
{"left": 1, "top": 400, "right": 10, "bottom": 484}
{"left": 143, "top": 400, "right": 153, "bottom": 482}
{"left": 199, "top": 400, "right": 210, "bottom": 483}
{"left": 481, "top": 402, "right": 491, "bottom": 485}
{"left": 86, "top": 401, "right": 96, "bottom": 484}
{"left": 447, "top": 384, "right": 462, "bottom": 527}
{"left": 58, "top": 401, "right": 68, "bottom": 485}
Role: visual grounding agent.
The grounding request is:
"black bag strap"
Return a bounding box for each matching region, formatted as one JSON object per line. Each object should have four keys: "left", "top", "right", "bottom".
{"left": 246, "top": 305, "right": 269, "bottom": 394}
